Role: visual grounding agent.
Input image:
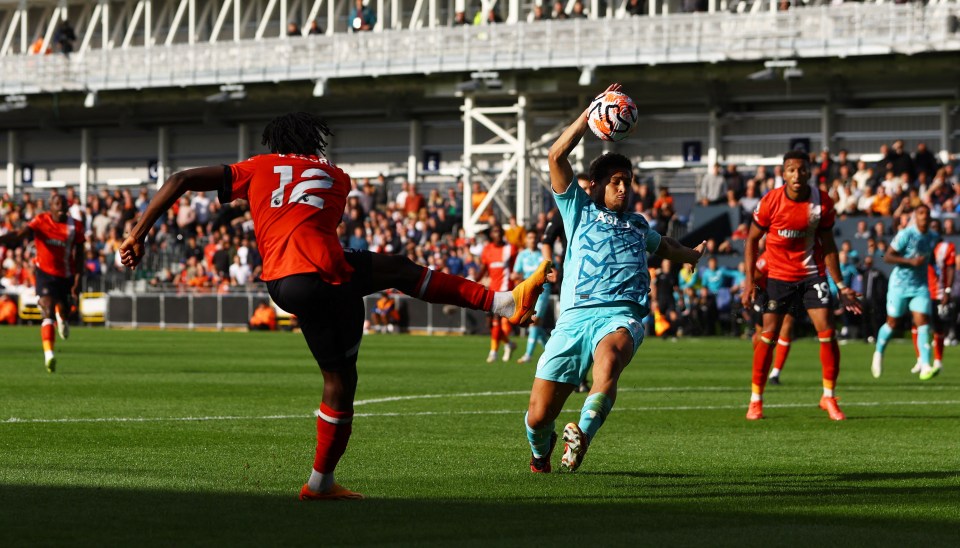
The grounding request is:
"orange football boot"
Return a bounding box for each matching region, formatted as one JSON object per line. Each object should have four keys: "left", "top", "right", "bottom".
{"left": 746, "top": 400, "right": 764, "bottom": 420}
{"left": 819, "top": 396, "right": 846, "bottom": 421}
{"left": 508, "top": 260, "right": 553, "bottom": 326}
{"left": 299, "top": 483, "right": 364, "bottom": 501}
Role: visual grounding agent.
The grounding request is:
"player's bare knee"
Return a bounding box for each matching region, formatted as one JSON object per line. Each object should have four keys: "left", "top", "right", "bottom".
{"left": 525, "top": 405, "right": 555, "bottom": 429}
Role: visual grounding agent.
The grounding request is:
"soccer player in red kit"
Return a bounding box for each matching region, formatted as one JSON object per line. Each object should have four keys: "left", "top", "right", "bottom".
{"left": 120, "top": 113, "right": 553, "bottom": 500}
{"left": 478, "top": 223, "right": 517, "bottom": 362}
{"left": 0, "top": 193, "right": 84, "bottom": 372}
{"left": 920, "top": 222, "right": 955, "bottom": 377}
{"left": 750, "top": 253, "right": 797, "bottom": 386}
{"left": 741, "top": 150, "right": 861, "bottom": 421}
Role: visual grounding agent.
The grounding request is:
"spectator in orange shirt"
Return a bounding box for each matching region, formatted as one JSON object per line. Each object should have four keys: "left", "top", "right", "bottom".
{"left": 403, "top": 183, "right": 426, "bottom": 217}
{"left": 371, "top": 292, "right": 401, "bottom": 333}
{"left": 30, "top": 36, "right": 50, "bottom": 55}
{"left": 871, "top": 186, "right": 893, "bottom": 217}
{"left": 504, "top": 216, "right": 527, "bottom": 250}
{"left": 471, "top": 181, "right": 494, "bottom": 223}
{"left": 249, "top": 301, "right": 278, "bottom": 331}
{"left": 0, "top": 294, "right": 17, "bottom": 324}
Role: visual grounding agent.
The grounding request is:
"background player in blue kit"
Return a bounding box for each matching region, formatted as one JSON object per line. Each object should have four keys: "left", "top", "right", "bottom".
{"left": 525, "top": 84, "right": 707, "bottom": 473}
{"left": 872, "top": 204, "right": 939, "bottom": 380}
{"left": 514, "top": 232, "right": 551, "bottom": 363}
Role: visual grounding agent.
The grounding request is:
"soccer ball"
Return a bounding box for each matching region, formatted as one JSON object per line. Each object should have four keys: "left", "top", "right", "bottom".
{"left": 586, "top": 91, "right": 638, "bottom": 142}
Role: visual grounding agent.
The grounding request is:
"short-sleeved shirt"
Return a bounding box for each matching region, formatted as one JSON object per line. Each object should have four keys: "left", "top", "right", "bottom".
{"left": 28, "top": 212, "right": 84, "bottom": 278}
{"left": 699, "top": 266, "right": 728, "bottom": 293}
{"left": 928, "top": 240, "right": 956, "bottom": 300}
{"left": 221, "top": 154, "right": 353, "bottom": 283}
{"left": 555, "top": 180, "right": 661, "bottom": 314}
{"left": 515, "top": 248, "right": 544, "bottom": 279}
{"left": 752, "top": 185, "right": 835, "bottom": 283}
{"left": 889, "top": 226, "right": 937, "bottom": 296}
{"left": 480, "top": 242, "right": 514, "bottom": 292}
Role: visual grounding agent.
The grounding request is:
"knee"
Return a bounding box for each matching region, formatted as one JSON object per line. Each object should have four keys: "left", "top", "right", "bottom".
{"left": 525, "top": 405, "right": 553, "bottom": 429}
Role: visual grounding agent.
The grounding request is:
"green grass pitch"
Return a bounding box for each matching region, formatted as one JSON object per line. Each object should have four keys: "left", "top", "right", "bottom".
{"left": 1, "top": 326, "right": 958, "bottom": 547}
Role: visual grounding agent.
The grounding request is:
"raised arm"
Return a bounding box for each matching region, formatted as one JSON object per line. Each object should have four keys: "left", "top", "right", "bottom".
{"left": 547, "top": 83, "right": 620, "bottom": 194}
{"left": 120, "top": 166, "right": 225, "bottom": 269}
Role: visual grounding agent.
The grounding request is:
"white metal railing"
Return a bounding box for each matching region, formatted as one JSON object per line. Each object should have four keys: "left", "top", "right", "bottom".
{"left": 1, "top": 4, "right": 958, "bottom": 95}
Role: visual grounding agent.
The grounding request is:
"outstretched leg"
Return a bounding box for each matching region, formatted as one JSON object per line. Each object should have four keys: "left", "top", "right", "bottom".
{"left": 359, "top": 251, "right": 551, "bottom": 324}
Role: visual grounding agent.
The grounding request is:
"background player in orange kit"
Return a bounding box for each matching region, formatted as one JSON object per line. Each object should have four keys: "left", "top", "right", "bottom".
{"left": 119, "top": 112, "right": 552, "bottom": 501}
{"left": 741, "top": 150, "right": 861, "bottom": 421}
{"left": 478, "top": 223, "right": 517, "bottom": 362}
{"left": 921, "top": 220, "right": 955, "bottom": 377}
{"left": 0, "top": 193, "right": 84, "bottom": 372}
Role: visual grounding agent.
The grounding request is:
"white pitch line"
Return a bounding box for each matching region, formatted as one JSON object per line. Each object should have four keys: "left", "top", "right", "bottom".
{"left": 4, "top": 400, "right": 959, "bottom": 425}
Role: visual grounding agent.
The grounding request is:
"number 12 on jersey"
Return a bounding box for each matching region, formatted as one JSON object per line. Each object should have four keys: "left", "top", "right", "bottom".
{"left": 271, "top": 165, "right": 333, "bottom": 209}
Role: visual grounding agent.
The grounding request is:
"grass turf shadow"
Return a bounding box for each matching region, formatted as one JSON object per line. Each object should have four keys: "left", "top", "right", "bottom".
{"left": 2, "top": 482, "right": 959, "bottom": 547}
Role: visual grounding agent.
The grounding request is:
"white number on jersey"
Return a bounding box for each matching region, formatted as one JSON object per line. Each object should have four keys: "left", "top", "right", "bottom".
{"left": 271, "top": 166, "right": 333, "bottom": 209}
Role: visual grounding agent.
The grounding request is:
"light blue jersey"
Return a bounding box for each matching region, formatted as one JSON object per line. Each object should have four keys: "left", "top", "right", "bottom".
{"left": 555, "top": 181, "right": 662, "bottom": 315}
{"left": 515, "top": 248, "right": 545, "bottom": 278}
{"left": 888, "top": 226, "right": 936, "bottom": 298}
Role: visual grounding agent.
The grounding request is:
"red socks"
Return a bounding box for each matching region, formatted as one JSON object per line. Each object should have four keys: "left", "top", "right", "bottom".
{"left": 751, "top": 331, "right": 776, "bottom": 394}
{"left": 934, "top": 333, "right": 944, "bottom": 361}
{"left": 41, "top": 319, "right": 55, "bottom": 352}
{"left": 415, "top": 268, "right": 493, "bottom": 311}
{"left": 773, "top": 337, "right": 792, "bottom": 372}
{"left": 818, "top": 329, "right": 839, "bottom": 390}
{"left": 314, "top": 403, "right": 353, "bottom": 474}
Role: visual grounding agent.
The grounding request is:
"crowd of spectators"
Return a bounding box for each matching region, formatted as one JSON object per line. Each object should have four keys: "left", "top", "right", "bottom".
{"left": 3, "top": 140, "right": 960, "bottom": 341}
{"left": 679, "top": 142, "right": 960, "bottom": 340}
{"left": 0, "top": 175, "right": 547, "bottom": 302}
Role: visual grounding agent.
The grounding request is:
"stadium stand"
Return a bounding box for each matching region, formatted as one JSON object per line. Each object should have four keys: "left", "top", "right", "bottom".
{"left": 1, "top": 1, "right": 959, "bottom": 335}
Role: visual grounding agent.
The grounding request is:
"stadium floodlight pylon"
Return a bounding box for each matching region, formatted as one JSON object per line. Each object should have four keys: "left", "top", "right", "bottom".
{"left": 461, "top": 91, "right": 587, "bottom": 236}
{"left": 461, "top": 93, "right": 530, "bottom": 236}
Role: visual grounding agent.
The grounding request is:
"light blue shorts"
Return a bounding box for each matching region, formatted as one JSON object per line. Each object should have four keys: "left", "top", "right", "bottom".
{"left": 534, "top": 304, "right": 646, "bottom": 386}
{"left": 886, "top": 290, "right": 931, "bottom": 318}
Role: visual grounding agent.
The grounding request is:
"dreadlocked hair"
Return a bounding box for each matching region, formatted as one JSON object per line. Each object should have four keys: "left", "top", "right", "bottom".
{"left": 261, "top": 112, "right": 334, "bottom": 156}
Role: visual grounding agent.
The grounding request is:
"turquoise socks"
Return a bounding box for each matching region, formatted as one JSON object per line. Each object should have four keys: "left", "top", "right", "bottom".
{"left": 578, "top": 393, "right": 613, "bottom": 442}
{"left": 876, "top": 323, "right": 893, "bottom": 354}
{"left": 525, "top": 412, "right": 555, "bottom": 458}
{"left": 917, "top": 324, "right": 932, "bottom": 365}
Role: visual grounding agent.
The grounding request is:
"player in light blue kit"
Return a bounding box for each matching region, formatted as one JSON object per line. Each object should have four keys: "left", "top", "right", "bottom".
{"left": 871, "top": 204, "right": 938, "bottom": 380}
{"left": 514, "top": 232, "right": 552, "bottom": 363}
{"left": 525, "top": 83, "right": 707, "bottom": 473}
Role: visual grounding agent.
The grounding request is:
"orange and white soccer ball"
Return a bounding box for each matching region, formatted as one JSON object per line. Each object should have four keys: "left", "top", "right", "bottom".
{"left": 586, "top": 91, "right": 638, "bottom": 142}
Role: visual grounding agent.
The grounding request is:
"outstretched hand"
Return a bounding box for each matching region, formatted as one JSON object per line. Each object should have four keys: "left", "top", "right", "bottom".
{"left": 119, "top": 236, "right": 145, "bottom": 270}
{"left": 691, "top": 240, "right": 707, "bottom": 264}
{"left": 839, "top": 287, "right": 863, "bottom": 315}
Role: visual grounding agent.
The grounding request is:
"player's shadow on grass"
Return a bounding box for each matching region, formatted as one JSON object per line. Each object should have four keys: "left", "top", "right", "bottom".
{"left": 2, "top": 483, "right": 960, "bottom": 547}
